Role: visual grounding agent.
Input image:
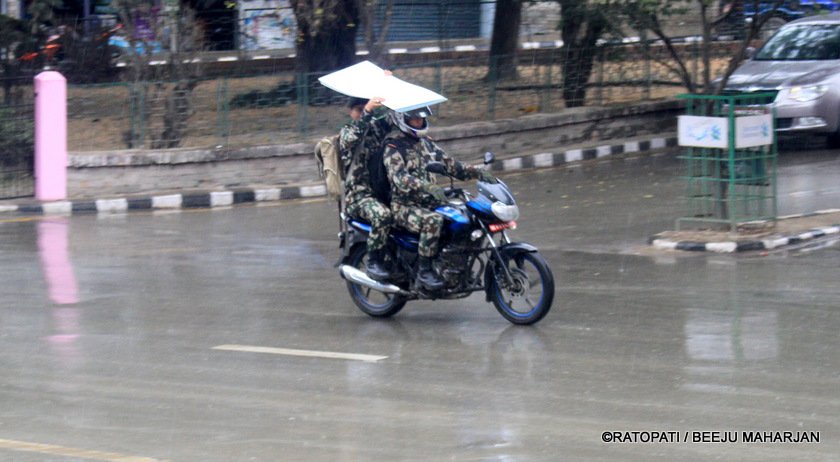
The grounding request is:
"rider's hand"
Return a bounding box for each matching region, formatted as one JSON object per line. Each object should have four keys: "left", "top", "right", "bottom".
{"left": 478, "top": 170, "right": 498, "bottom": 184}
{"left": 364, "top": 97, "right": 385, "bottom": 113}
{"left": 424, "top": 184, "right": 447, "bottom": 204}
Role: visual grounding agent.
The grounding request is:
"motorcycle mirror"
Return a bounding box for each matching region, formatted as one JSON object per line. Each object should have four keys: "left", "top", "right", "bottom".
{"left": 426, "top": 161, "right": 447, "bottom": 175}
{"left": 483, "top": 152, "right": 495, "bottom": 165}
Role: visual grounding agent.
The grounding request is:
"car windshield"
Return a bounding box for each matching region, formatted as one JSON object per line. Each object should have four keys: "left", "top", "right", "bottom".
{"left": 755, "top": 24, "right": 840, "bottom": 60}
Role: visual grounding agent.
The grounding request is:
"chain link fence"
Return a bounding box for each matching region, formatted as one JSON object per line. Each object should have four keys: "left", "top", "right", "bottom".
{"left": 0, "top": 76, "right": 35, "bottom": 199}
{"left": 3, "top": 1, "right": 748, "bottom": 158}
{"left": 60, "top": 40, "right": 736, "bottom": 152}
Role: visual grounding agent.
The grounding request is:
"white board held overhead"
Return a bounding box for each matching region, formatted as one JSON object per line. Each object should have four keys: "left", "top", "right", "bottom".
{"left": 318, "top": 61, "right": 447, "bottom": 112}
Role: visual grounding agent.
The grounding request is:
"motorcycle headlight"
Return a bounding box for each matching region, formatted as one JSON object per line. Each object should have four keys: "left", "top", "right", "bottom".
{"left": 491, "top": 201, "right": 519, "bottom": 221}
{"left": 781, "top": 85, "right": 829, "bottom": 103}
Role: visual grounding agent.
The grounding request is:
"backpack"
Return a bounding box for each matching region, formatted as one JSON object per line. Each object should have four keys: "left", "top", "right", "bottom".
{"left": 368, "top": 137, "right": 409, "bottom": 206}
{"left": 314, "top": 135, "right": 344, "bottom": 201}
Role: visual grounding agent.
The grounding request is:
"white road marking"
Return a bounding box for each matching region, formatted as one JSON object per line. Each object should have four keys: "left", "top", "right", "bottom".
{"left": 212, "top": 344, "right": 388, "bottom": 362}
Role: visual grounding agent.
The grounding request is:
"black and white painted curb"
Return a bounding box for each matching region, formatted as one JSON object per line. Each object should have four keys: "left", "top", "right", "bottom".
{"left": 0, "top": 135, "right": 677, "bottom": 216}
{"left": 649, "top": 210, "right": 840, "bottom": 253}
{"left": 0, "top": 186, "right": 329, "bottom": 216}
{"left": 490, "top": 137, "right": 677, "bottom": 172}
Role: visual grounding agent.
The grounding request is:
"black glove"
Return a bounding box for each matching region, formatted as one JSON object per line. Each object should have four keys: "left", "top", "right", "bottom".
{"left": 478, "top": 170, "right": 498, "bottom": 184}
{"left": 424, "top": 183, "right": 447, "bottom": 204}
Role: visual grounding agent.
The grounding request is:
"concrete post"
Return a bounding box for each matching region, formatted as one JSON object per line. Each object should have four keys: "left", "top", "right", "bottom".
{"left": 34, "top": 71, "right": 68, "bottom": 201}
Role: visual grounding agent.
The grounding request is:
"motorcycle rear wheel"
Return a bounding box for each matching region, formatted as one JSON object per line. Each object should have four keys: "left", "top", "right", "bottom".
{"left": 346, "top": 245, "right": 408, "bottom": 318}
{"left": 489, "top": 251, "right": 554, "bottom": 325}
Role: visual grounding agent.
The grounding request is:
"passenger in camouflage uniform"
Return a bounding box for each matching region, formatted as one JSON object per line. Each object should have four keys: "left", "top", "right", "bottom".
{"left": 340, "top": 96, "right": 395, "bottom": 280}
{"left": 383, "top": 106, "right": 497, "bottom": 290}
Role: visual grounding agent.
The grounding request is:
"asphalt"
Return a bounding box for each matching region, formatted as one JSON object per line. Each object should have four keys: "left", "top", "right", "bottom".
{"left": 3, "top": 133, "right": 839, "bottom": 254}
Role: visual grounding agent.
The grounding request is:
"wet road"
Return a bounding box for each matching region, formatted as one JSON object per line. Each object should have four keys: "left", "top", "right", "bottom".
{"left": 1, "top": 148, "right": 839, "bottom": 461}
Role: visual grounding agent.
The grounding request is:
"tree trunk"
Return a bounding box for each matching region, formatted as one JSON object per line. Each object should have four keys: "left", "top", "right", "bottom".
{"left": 559, "top": 1, "right": 606, "bottom": 108}
{"left": 487, "top": 0, "right": 522, "bottom": 81}
{"left": 290, "top": 0, "right": 361, "bottom": 105}
{"left": 361, "top": 0, "right": 394, "bottom": 66}
{"left": 291, "top": 0, "right": 361, "bottom": 75}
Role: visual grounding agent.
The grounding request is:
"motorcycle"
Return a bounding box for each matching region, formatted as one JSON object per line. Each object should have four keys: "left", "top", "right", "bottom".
{"left": 337, "top": 152, "right": 555, "bottom": 325}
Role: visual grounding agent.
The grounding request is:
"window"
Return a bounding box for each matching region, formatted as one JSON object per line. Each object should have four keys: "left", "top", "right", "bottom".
{"left": 756, "top": 24, "right": 840, "bottom": 60}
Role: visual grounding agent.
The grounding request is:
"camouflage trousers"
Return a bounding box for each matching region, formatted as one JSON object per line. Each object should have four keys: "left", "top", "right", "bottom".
{"left": 346, "top": 194, "right": 392, "bottom": 252}
{"left": 392, "top": 204, "right": 443, "bottom": 258}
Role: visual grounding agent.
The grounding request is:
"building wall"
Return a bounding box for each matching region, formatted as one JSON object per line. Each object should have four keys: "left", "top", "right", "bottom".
{"left": 363, "top": 0, "right": 482, "bottom": 42}
{"left": 2, "top": 0, "right": 22, "bottom": 18}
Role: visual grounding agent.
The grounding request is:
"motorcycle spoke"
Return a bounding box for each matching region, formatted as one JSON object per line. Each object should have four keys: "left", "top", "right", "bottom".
{"left": 524, "top": 296, "right": 537, "bottom": 310}
{"left": 496, "top": 256, "right": 549, "bottom": 315}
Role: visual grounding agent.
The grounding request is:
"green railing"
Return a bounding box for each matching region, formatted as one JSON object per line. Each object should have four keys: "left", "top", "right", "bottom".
{"left": 676, "top": 93, "right": 778, "bottom": 231}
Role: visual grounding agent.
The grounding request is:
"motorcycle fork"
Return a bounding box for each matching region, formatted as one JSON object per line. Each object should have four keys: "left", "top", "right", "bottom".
{"left": 480, "top": 223, "right": 515, "bottom": 286}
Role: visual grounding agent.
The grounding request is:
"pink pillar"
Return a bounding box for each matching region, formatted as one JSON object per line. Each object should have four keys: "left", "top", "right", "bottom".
{"left": 34, "top": 71, "right": 68, "bottom": 201}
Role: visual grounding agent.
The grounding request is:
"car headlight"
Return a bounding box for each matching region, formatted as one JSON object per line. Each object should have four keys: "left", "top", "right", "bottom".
{"left": 781, "top": 85, "right": 829, "bottom": 102}
{"left": 491, "top": 201, "right": 519, "bottom": 221}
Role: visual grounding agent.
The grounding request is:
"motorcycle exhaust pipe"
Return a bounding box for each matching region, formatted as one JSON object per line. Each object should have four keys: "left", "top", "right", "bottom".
{"left": 339, "top": 265, "right": 406, "bottom": 295}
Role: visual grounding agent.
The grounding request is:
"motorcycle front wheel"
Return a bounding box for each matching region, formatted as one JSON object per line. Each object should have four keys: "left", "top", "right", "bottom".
{"left": 489, "top": 251, "right": 554, "bottom": 325}
{"left": 346, "top": 245, "right": 408, "bottom": 318}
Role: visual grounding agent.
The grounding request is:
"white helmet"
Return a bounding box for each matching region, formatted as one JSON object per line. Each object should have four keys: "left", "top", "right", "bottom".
{"left": 390, "top": 106, "right": 433, "bottom": 138}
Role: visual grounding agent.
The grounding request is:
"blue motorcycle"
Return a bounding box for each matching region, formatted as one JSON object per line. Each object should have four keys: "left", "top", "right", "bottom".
{"left": 338, "top": 153, "right": 554, "bottom": 325}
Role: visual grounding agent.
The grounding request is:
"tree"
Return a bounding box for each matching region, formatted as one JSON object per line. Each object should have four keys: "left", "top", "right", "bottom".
{"left": 557, "top": 0, "right": 612, "bottom": 107}
{"left": 620, "top": 0, "right": 786, "bottom": 94}
{"left": 487, "top": 0, "right": 523, "bottom": 81}
{"left": 0, "top": 14, "right": 27, "bottom": 104}
{"left": 1, "top": 0, "right": 64, "bottom": 103}
{"left": 290, "top": 0, "right": 361, "bottom": 75}
{"left": 360, "top": 0, "right": 394, "bottom": 66}
{"left": 112, "top": 0, "right": 204, "bottom": 148}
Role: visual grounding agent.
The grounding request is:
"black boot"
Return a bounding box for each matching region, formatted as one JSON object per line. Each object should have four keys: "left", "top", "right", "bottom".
{"left": 365, "top": 249, "right": 390, "bottom": 281}
{"left": 416, "top": 256, "right": 445, "bottom": 290}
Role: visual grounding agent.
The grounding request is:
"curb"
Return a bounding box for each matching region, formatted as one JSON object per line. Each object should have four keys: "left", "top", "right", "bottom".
{"left": 649, "top": 210, "right": 840, "bottom": 253}
{"left": 0, "top": 186, "right": 330, "bottom": 216}
{"left": 489, "top": 136, "right": 677, "bottom": 172}
{"left": 1, "top": 135, "right": 677, "bottom": 216}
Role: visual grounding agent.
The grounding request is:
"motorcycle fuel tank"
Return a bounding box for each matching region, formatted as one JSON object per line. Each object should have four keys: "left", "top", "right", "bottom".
{"left": 435, "top": 205, "right": 470, "bottom": 234}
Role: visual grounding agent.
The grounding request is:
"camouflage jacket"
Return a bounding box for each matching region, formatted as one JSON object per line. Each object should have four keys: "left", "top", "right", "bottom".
{"left": 339, "top": 108, "right": 393, "bottom": 203}
{"left": 383, "top": 134, "right": 482, "bottom": 208}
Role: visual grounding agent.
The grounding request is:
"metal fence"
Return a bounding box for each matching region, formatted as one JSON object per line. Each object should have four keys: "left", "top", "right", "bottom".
{"left": 0, "top": 77, "right": 35, "bottom": 199}
{"left": 677, "top": 92, "right": 778, "bottom": 231}
{"left": 59, "top": 41, "right": 735, "bottom": 152}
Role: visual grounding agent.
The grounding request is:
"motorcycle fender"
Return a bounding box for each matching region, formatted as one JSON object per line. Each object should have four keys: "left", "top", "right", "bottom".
{"left": 498, "top": 242, "right": 539, "bottom": 256}
{"left": 336, "top": 229, "right": 368, "bottom": 267}
{"left": 483, "top": 242, "right": 539, "bottom": 301}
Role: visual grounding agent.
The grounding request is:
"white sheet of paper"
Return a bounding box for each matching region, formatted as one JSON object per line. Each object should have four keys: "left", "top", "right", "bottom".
{"left": 318, "top": 61, "right": 447, "bottom": 112}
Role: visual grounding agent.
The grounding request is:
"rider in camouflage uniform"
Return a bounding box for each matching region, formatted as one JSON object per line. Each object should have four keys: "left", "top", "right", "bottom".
{"left": 340, "top": 97, "right": 394, "bottom": 280}
{"left": 383, "top": 106, "right": 497, "bottom": 290}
